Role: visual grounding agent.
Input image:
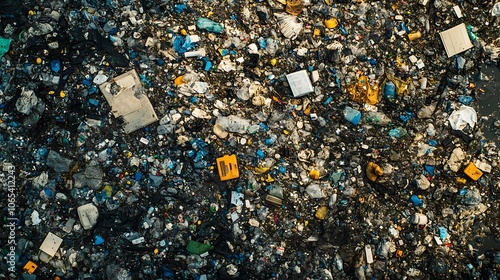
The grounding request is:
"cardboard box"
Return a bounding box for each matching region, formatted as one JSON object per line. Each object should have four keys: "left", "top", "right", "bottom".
{"left": 39, "top": 232, "right": 63, "bottom": 263}
{"left": 99, "top": 70, "right": 158, "bottom": 134}
{"left": 439, "top": 23, "right": 473, "bottom": 57}
{"left": 286, "top": 70, "right": 314, "bottom": 98}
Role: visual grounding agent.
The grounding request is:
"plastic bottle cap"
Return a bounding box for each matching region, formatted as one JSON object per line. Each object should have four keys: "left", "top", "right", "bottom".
{"left": 309, "top": 169, "right": 320, "bottom": 180}
{"left": 181, "top": 29, "right": 187, "bottom": 35}
{"left": 59, "top": 91, "right": 66, "bottom": 98}
{"left": 36, "top": 58, "right": 42, "bottom": 64}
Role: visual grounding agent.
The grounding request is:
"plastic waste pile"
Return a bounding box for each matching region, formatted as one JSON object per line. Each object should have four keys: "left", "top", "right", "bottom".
{"left": 0, "top": 0, "right": 499, "bottom": 279}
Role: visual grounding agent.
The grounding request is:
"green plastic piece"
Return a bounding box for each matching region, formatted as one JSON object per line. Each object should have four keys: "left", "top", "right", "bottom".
{"left": 186, "top": 240, "right": 213, "bottom": 255}
{"left": 0, "top": 37, "right": 13, "bottom": 58}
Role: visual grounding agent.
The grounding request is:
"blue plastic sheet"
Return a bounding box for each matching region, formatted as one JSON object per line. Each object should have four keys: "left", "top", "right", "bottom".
{"left": 196, "top": 18, "right": 224, "bottom": 33}
{"left": 35, "top": 147, "right": 48, "bottom": 161}
{"left": 388, "top": 127, "right": 408, "bottom": 138}
{"left": 174, "top": 4, "right": 187, "bottom": 13}
{"left": 204, "top": 60, "right": 212, "bottom": 71}
{"left": 427, "top": 140, "right": 438, "bottom": 146}
{"left": 89, "top": 99, "right": 99, "bottom": 106}
{"left": 173, "top": 35, "right": 195, "bottom": 54}
{"left": 458, "top": 95, "right": 473, "bottom": 105}
{"left": 258, "top": 37, "right": 267, "bottom": 49}
{"left": 400, "top": 112, "right": 414, "bottom": 123}
{"left": 438, "top": 227, "right": 449, "bottom": 241}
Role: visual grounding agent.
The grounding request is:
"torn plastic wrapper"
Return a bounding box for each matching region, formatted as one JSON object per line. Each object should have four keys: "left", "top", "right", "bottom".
{"left": 196, "top": 18, "right": 224, "bottom": 33}
{"left": 275, "top": 13, "right": 303, "bottom": 39}
{"left": 347, "top": 75, "right": 380, "bottom": 105}
{"left": 448, "top": 106, "right": 477, "bottom": 131}
{"left": 186, "top": 240, "right": 214, "bottom": 255}
{"left": 383, "top": 74, "right": 412, "bottom": 96}
{"left": 366, "top": 162, "right": 383, "bottom": 182}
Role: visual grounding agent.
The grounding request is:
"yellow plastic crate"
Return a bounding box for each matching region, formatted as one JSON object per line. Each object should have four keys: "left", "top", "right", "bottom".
{"left": 216, "top": 155, "right": 239, "bottom": 181}
{"left": 23, "top": 261, "right": 37, "bottom": 274}
{"left": 464, "top": 162, "right": 483, "bottom": 181}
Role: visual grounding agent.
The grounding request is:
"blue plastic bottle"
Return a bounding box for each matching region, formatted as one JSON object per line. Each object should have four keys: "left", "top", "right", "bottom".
{"left": 384, "top": 81, "right": 395, "bottom": 99}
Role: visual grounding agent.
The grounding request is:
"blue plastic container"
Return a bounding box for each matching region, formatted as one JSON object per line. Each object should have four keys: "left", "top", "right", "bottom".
{"left": 384, "top": 81, "right": 395, "bottom": 99}
{"left": 343, "top": 106, "right": 361, "bottom": 125}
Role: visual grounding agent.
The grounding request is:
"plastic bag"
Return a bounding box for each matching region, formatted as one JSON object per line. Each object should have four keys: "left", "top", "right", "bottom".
{"left": 196, "top": 18, "right": 224, "bottom": 33}
{"left": 306, "top": 184, "right": 326, "bottom": 198}
{"left": 448, "top": 106, "right": 477, "bottom": 131}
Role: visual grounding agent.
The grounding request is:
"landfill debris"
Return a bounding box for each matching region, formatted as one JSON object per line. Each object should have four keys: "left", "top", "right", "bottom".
{"left": 23, "top": 261, "right": 38, "bottom": 274}
{"left": 315, "top": 206, "right": 328, "bottom": 220}
{"left": 99, "top": 70, "right": 158, "bottom": 134}
{"left": 1, "top": 0, "right": 499, "bottom": 279}
{"left": 344, "top": 106, "right": 362, "bottom": 125}
{"left": 216, "top": 154, "right": 239, "bottom": 181}
{"left": 464, "top": 162, "right": 484, "bottom": 181}
{"left": 448, "top": 106, "right": 478, "bottom": 131}
{"left": 186, "top": 240, "right": 214, "bottom": 255}
{"left": 0, "top": 37, "right": 12, "bottom": 58}
{"left": 347, "top": 76, "right": 379, "bottom": 105}
{"left": 39, "top": 233, "right": 63, "bottom": 263}
{"left": 286, "top": 70, "right": 314, "bottom": 98}
{"left": 439, "top": 23, "right": 474, "bottom": 57}
{"left": 77, "top": 203, "right": 99, "bottom": 230}
{"left": 366, "top": 162, "right": 384, "bottom": 182}
{"left": 412, "top": 213, "right": 428, "bottom": 226}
